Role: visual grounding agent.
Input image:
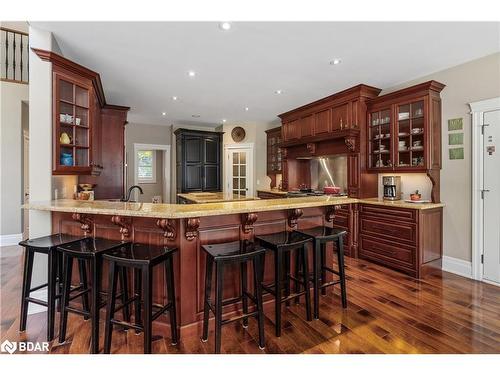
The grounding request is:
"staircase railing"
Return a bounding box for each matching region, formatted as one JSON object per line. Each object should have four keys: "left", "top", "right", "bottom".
{"left": 0, "top": 27, "right": 29, "bottom": 84}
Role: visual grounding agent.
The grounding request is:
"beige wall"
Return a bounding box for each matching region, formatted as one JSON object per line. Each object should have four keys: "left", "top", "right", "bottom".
{"left": 0, "top": 81, "right": 29, "bottom": 235}
{"left": 383, "top": 52, "right": 500, "bottom": 262}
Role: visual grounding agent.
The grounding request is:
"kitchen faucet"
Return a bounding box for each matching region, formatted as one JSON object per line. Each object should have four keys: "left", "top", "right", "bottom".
{"left": 122, "top": 185, "right": 143, "bottom": 202}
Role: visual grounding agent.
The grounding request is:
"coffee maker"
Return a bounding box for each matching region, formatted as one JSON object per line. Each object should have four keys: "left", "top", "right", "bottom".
{"left": 382, "top": 176, "right": 401, "bottom": 201}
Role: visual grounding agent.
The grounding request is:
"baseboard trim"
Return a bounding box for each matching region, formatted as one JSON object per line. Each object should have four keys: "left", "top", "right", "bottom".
{"left": 0, "top": 233, "right": 23, "bottom": 247}
{"left": 442, "top": 256, "right": 472, "bottom": 279}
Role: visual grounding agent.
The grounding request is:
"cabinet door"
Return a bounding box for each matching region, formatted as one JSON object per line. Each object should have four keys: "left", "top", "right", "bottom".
{"left": 286, "top": 118, "right": 300, "bottom": 140}
{"left": 300, "top": 114, "right": 314, "bottom": 138}
{"left": 203, "top": 165, "right": 220, "bottom": 191}
{"left": 203, "top": 136, "right": 220, "bottom": 164}
{"left": 314, "top": 108, "right": 331, "bottom": 135}
{"left": 394, "top": 98, "right": 426, "bottom": 170}
{"left": 332, "top": 103, "right": 349, "bottom": 131}
{"left": 185, "top": 164, "right": 202, "bottom": 191}
{"left": 185, "top": 136, "right": 202, "bottom": 163}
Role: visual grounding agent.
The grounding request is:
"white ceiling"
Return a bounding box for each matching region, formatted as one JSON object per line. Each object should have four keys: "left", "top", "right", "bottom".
{"left": 31, "top": 22, "right": 500, "bottom": 127}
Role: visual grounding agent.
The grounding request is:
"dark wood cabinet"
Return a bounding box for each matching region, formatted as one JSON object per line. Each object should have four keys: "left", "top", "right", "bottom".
{"left": 358, "top": 204, "right": 443, "bottom": 278}
{"left": 367, "top": 81, "right": 445, "bottom": 172}
{"left": 33, "top": 48, "right": 129, "bottom": 190}
{"left": 265, "top": 126, "right": 282, "bottom": 188}
{"left": 175, "top": 129, "right": 222, "bottom": 193}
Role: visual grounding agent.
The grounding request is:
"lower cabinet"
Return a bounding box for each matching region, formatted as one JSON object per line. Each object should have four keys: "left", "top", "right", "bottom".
{"left": 331, "top": 204, "right": 352, "bottom": 257}
{"left": 358, "top": 204, "right": 443, "bottom": 278}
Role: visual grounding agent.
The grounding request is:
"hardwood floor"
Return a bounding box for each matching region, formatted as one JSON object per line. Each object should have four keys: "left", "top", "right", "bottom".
{"left": 1, "top": 244, "right": 499, "bottom": 354}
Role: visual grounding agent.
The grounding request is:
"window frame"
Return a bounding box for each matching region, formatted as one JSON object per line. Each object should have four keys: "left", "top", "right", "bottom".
{"left": 136, "top": 149, "right": 157, "bottom": 184}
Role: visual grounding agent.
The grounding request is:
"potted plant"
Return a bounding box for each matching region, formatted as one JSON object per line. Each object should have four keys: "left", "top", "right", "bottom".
{"left": 410, "top": 190, "right": 422, "bottom": 201}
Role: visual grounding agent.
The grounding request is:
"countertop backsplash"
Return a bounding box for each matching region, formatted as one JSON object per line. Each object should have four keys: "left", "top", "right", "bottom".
{"left": 377, "top": 173, "right": 433, "bottom": 201}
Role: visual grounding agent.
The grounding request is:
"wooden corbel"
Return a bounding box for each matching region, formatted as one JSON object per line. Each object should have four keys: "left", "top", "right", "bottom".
{"left": 185, "top": 218, "right": 200, "bottom": 241}
{"left": 72, "top": 213, "right": 93, "bottom": 235}
{"left": 241, "top": 213, "right": 258, "bottom": 234}
{"left": 287, "top": 208, "right": 303, "bottom": 229}
{"left": 344, "top": 136, "right": 357, "bottom": 152}
{"left": 306, "top": 143, "right": 316, "bottom": 155}
{"left": 156, "top": 218, "right": 176, "bottom": 240}
{"left": 325, "top": 205, "right": 339, "bottom": 222}
{"left": 111, "top": 215, "right": 132, "bottom": 239}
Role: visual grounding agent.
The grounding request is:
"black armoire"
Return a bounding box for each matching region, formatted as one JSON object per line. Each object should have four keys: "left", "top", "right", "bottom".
{"left": 175, "top": 128, "right": 223, "bottom": 193}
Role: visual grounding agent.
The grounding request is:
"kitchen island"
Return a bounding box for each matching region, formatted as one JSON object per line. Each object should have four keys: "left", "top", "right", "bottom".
{"left": 26, "top": 196, "right": 443, "bottom": 336}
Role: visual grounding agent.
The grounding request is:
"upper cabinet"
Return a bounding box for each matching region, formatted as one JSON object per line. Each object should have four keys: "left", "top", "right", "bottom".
{"left": 53, "top": 71, "right": 94, "bottom": 174}
{"left": 33, "top": 48, "right": 129, "bottom": 176}
{"left": 279, "top": 85, "right": 382, "bottom": 145}
{"left": 265, "top": 126, "right": 282, "bottom": 188}
{"left": 366, "top": 81, "right": 445, "bottom": 172}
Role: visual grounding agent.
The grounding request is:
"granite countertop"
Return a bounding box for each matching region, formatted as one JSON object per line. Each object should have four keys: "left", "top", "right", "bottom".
{"left": 358, "top": 197, "right": 445, "bottom": 210}
{"left": 177, "top": 192, "right": 259, "bottom": 203}
{"left": 25, "top": 196, "right": 444, "bottom": 219}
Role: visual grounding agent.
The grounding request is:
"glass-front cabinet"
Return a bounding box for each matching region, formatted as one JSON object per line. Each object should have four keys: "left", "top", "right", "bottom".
{"left": 366, "top": 81, "right": 444, "bottom": 174}
{"left": 395, "top": 99, "right": 425, "bottom": 169}
{"left": 368, "top": 108, "right": 392, "bottom": 169}
{"left": 53, "top": 71, "right": 93, "bottom": 174}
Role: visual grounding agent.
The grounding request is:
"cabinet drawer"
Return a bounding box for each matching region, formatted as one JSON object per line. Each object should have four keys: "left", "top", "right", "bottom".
{"left": 359, "top": 235, "right": 415, "bottom": 268}
{"left": 360, "top": 217, "right": 417, "bottom": 244}
{"left": 333, "top": 213, "right": 349, "bottom": 228}
{"left": 360, "top": 204, "right": 417, "bottom": 222}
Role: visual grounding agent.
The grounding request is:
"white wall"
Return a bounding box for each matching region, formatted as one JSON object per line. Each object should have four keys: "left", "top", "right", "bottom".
{"left": 384, "top": 52, "right": 500, "bottom": 262}
{"left": 26, "top": 26, "right": 59, "bottom": 283}
{"left": 0, "top": 82, "right": 29, "bottom": 237}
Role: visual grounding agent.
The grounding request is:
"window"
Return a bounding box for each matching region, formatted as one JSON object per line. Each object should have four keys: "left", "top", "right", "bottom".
{"left": 136, "top": 150, "right": 156, "bottom": 183}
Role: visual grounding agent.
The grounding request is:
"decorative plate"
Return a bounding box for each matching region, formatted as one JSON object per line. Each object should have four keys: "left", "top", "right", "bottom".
{"left": 231, "top": 126, "right": 246, "bottom": 142}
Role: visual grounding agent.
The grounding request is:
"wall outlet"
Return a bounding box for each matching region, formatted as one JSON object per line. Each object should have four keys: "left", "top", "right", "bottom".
{"left": 256, "top": 179, "right": 260, "bottom": 185}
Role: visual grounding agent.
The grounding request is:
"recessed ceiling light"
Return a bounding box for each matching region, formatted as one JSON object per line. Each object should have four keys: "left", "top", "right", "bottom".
{"left": 188, "top": 71, "right": 196, "bottom": 77}
{"left": 245, "top": 107, "right": 249, "bottom": 111}
{"left": 219, "top": 22, "right": 231, "bottom": 31}
{"left": 192, "top": 114, "right": 201, "bottom": 118}
{"left": 222, "top": 119, "right": 227, "bottom": 123}
{"left": 275, "top": 89, "right": 282, "bottom": 94}
{"left": 172, "top": 96, "right": 178, "bottom": 101}
{"left": 162, "top": 112, "right": 166, "bottom": 116}
{"left": 330, "top": 58, "right": 342, "bottom": 65}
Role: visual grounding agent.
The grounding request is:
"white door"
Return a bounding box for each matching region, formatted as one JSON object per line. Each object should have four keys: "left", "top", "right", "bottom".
{"left": 483, "top": 109, "right": 500, "bottom": 284}
{"left": 225, "top": 145, "right": 254, "bottom": 197}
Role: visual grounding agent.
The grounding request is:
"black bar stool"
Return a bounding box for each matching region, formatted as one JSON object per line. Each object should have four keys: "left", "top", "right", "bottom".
{"left": 18, "top": 234, "right": 85, "bottom": 341}
{"left": 57, "top": 237, "right": 130, "bottom": 354}
{"left": 201, "top": 240, "right": 266, "bottom": 354}
{"left": 103, "top": 243, "right": 178, "bottom": 354}
{"left": 254, "top": 231, "right": 312, "bottom": 337}
{"left": 294, "top": 227, "right": 347, "bottom": 319}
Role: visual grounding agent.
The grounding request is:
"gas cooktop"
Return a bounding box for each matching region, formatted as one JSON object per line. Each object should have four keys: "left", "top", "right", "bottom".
{"left": 286, "top": 190, "right": 347, "bottom": 198}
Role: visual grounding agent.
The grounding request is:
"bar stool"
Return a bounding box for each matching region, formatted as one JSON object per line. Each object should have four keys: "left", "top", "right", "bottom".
{"left": 254, "top": 231, "right": 312, "bottom": 337}
{"left": 102, "top": 243, "right": 178, "bottom": 354}
{"left": 201, "top": 240, "right": 266, "bottom": 354}
{"left": 18, "top": 234, "right": 85, "bottom": 341}
{"left": 294, "top": 226, "right": 347, "bottom": 319}
{"left": 57, "top": 237, "right": 130, "bottom": 354}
